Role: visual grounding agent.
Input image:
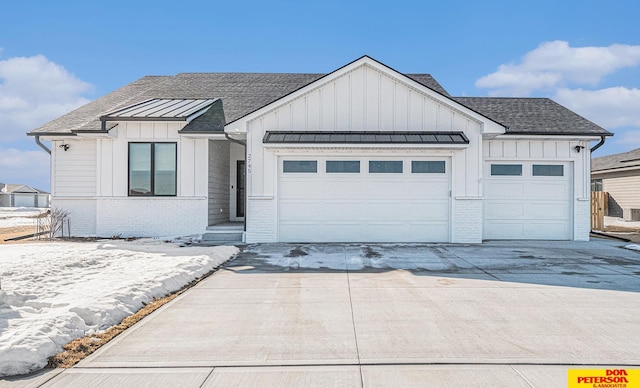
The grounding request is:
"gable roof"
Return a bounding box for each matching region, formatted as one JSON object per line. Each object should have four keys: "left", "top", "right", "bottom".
{"left": 1, "top": 183, "right": 49, "bottom": 194}
{"left": 28, "top": 57, "right": 610, "bottom": 138}
{"left": 592, "top": 147, "right": 640, "bottom": 173}
{"left": 29, "top": 69, "right": 448, "bottom": 136}
{"left": 454, "top": 97, "right": 611, "bottom": 136}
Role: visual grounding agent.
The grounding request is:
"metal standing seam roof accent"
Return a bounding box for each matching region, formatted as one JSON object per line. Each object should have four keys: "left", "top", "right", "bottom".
{"left": 263, "top": 131, "right": 470, "bottom": 144}
{"left": 100, "top": 98, "right": 218, "bottom": 121}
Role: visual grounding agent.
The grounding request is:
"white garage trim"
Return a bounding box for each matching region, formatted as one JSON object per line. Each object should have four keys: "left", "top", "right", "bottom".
{"left": 276, "top": 155, "right": 451, "bottom": 242}
{"left": 483, "top": 161, "right": 574, "bottom": 240}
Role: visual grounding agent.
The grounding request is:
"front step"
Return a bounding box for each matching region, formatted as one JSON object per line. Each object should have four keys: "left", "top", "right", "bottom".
{"left": 201, "top": 231, "right": 244, "bottom": 242}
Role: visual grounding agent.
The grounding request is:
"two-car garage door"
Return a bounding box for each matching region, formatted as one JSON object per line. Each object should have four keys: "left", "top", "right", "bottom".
{"left": 278, "top": 157, "right": 450, "bottom": 242}
{"left": 484, "top": 161, "right": 573, "bottom": 240}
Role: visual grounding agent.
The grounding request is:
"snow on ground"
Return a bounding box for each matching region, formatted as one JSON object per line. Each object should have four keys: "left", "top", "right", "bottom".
{"left": 0, "top": 207, "right": 48, "bottom": 228}
{"left": 0, "top": 240, "right": 238, "bottom": 377}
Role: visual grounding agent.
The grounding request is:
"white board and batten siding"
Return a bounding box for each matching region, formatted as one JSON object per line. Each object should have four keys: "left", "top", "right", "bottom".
{"left": 483, "top": 139, "right": 591, "bottom": 241}
{"left": 241, "top": 62, "right": 492, "bottom": 243}
{"left": 52, "top": 122, "right": 209, "bottom": 237}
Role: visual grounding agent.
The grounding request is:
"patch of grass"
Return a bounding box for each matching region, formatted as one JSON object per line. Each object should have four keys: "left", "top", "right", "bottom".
{"left": 46, "top": 266, "right": 220, "bottom": 368}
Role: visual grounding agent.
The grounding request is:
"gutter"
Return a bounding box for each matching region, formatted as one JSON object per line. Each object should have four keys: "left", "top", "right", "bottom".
{"left": 590, "top": 135, "right": 607, "bottom": 153}
{"left": 224, "top": 133, "right": 247, "bottom": 234}
{"left": 34, "top": 135, "right": 51, "bottom": 154}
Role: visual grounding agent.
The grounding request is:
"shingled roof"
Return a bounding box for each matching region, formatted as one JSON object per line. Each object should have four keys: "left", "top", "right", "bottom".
{"left": 592, "top": 147, "right": 640, "bottom": 172}
{"left": 453, "top": 97, "right": 611, "bottom": 136}
{"left": 28, "top": 72, "right": 448, "bottom": 135}
{"left": 28, "top": 62, "right": 610, "bottom": 138}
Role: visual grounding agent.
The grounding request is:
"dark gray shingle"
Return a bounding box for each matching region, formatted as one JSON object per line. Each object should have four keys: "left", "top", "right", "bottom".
{"left": 454, "top": 97, "right": 611, "bottom": 136}
{"left": 29, "top": 72, "right": 448, "bottom": 135}
{"left": 592, "top": 147, "right": 640, "bottom": 172}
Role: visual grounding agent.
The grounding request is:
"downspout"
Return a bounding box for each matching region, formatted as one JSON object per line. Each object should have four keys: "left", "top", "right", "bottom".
{"left": 34, "top": 135, "right": 51, "bottom": 154}
{"left": 590, "top": 136, "right": 606, "bottom": 153}
{"left": 225, "top": 133, "right": 247, "bottom": 234}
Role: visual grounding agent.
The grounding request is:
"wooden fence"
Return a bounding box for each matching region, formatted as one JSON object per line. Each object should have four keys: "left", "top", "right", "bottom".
{"left": 591, "top": 191, "right": 608, "bottom": 230}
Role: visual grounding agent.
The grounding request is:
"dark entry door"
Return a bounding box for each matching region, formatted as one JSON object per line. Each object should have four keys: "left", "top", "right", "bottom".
{"left": 237, "top": 161, "right": 245, "bottom": 218}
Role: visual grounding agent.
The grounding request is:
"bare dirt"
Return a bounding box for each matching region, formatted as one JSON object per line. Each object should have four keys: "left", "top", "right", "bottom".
{"left": 0, "top": 225, "right": 40, "bottom": 244}
{"left": 601, "top": 225, "right": 640, "bottom": 243}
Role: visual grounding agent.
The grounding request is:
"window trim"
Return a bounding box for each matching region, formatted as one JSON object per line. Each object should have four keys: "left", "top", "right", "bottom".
{"left": 490, "top": 164, "right": 523, "bottom": 176}
{"left": 532, "top": 164, "right": 564, "bottom": 177}
{"left": 369, "top": 160, "right": 403, "bottom": 174}
{"left": 283, "top": 160, "right": 318, "bottom": 173}
{"left": 411, "top": 160, "right": 446, "bottom": 174}
{"left": 128, "top": 142, "right": 177, "bottom": 197}
{"left": 326, "top": 160, "right": 361, "bottom": 173}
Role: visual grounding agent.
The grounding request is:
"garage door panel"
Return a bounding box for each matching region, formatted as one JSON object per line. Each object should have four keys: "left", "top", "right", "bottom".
{"left": 279, "top": 201, "right": 319, "bottom": 220}
{"left": 322, "top": 222, "right": 366, "bottom": 241}
{"left": 526, "top": 202, "right": 570, "bottom": 220}
{"left": 279, "top": 157, "right": 450, "bottom": 242}
{"left": 485, "top": 182, "right": 525, "bottom": 198}
{"left": 404, "top": 179, "right": 448, "bottom": 195}
{"left": 279, "top": 223, "right": 319, "bottom": 242}
{"left": 525, "top": 182, "right": 570, "bottom": 198}
{"left": 484, "top": 161, "right": 572, "bottom": 240}
{"left": 484, "top": 201, "right": 525, "bottom": 218}
{"left": 323, "top": 180, "right": 366, "bottom": 198}
{"left": 484, "top": 221, "right": 526, "bottom": 239}
{"left": 365, "top": 180, "right": 409, "bottom": 198}
{"left": 408, "top": 201, "right": 450, "bottom": 219}
{"left": 524, "top": 222, "right": 570, "bottom": 239}
{"left": 321, "top": 202, "right": 364, "bottom": 219}
{"left": 279, "top": 179, "right": 324, "bottom": 198}
{"left": 365, "top": 202, "right": 408, "bottom": 219}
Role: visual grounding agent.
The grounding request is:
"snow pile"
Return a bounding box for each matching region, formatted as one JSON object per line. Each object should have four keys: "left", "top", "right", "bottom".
{"left": 624, "top": 244, "right": 640, "bottom": 252}
{"left": 0, "top": 240, "right": 238, "bottom": 377}
{"left": 0, "top": 207, "right": 47, "bottom": 228}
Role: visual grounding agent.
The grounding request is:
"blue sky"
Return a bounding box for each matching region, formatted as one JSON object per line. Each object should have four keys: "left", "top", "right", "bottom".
{"left": 1, "top": 0, "right": 639, "bottom": 190}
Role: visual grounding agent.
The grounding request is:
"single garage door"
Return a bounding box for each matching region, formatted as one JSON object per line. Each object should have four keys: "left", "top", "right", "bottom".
{"left": 13, "top": 194, "right": 35, "bottom": 207}
{"left": 484, "top": 162, "right": 573, "bottom": 240}
{"left": 278, "top": 157, "right": 450, "bottom": 242}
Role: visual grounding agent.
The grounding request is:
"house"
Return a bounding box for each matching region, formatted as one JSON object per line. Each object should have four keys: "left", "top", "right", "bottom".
{"left": 27, "top": 56, "right": 611, "bottom": 243}
{"left": 591, "top": 147, "right": 640, "bottom": 221}
{"left": 0, "top": 183, "right": 50, "bottom": 208}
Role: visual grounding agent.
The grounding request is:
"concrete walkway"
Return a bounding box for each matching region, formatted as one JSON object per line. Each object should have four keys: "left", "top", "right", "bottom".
{"left": 7, "top": 239, "right": 640, "bottom": 387}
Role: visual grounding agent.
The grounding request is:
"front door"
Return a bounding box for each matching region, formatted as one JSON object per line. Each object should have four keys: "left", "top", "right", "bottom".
{"left": 236, "top": 161, "right": 245, "bottom": 218}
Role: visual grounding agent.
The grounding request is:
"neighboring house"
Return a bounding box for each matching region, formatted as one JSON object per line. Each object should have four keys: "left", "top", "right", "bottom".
{"left": 27, "top": 56, "right": 611, "bottom": 242}
{"left": 591, "top": 147, "right": 640, "bottom": 221}
{"left": 0, "top": 183, "right": 50, "bottom": 208}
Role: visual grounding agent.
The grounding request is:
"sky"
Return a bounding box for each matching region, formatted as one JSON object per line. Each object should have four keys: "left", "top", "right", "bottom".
{"left": 1, "top": 0, "right": 639, "bottom": 191}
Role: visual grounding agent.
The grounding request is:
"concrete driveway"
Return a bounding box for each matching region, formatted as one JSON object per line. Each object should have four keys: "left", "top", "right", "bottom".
{"left": 15, "top": 239, "right": 640, "bottom": 387}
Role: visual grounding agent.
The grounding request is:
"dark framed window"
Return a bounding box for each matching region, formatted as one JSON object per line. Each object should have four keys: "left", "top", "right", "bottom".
{"left": 283, "top": 160, "right": 317, "bottom": 173}
{"left": 591, "top": 179, "right": 603, "bottom": 192}
{"left": 490, "top": 164, "right": 522, "bottom": 176}
{"left": 369, "top": 161, "right": 403, "bottom": 173}
{"left": 412, "top": 161, "right": 445, "bottom": 173}
{"left": 533, "top": 164, "right": 564, "bottom": 177}
{"left": 326, "top": 160, "right": 360, "bottom": 173}
{"left": 129, "top": 143, "right": 177, "bottom": 196}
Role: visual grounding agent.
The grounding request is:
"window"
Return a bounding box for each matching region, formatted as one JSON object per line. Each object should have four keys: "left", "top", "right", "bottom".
{"left": 533, "top": 164, "right": 564, "bottom": 176}
{"left": 369, "top": 161, "right": 403, "bottom": 173}
{"left": 591, "top": 179, "right": 603, "bottom": 192}
{"left": 326, "top": 161, "right": 360, "bottom": 173}
{"left": 283, "top": 160, "right": 317, "bottom": 173}
{"left": 412, "top": 161, "right": 445, "bottom": 173}
{"left": 129, "top": 143, "right": 176, "bottom": 196}
{"left": 490, "top": 164, "right": 522, "bottom": 176}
